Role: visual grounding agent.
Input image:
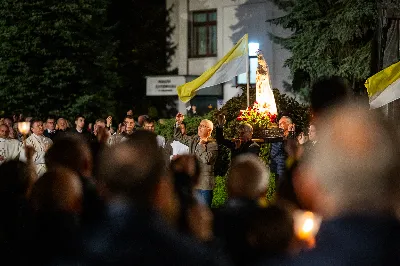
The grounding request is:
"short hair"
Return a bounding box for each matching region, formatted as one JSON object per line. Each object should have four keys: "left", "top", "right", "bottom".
{"left": 95, "top": 118, "right": 106, "bottom": 124}
{"left": 30, "top": 118, "right": 43, "bottom": 127}
{"left": 124, "top": 115, "right": 135, "bottom": 121}
{"left": 143, "top": 117, "right": 155, "bottom": 125}
{"left": 96, "top": 130, "right": 166, "bottom": 205}
{"left": 238, "top": 123, "right": 253, "bottom": 132}
{"left": 310, "top": 76, "right": 350, "bottom": 115}
{"left": 75, "top": 115, "right": 85, "bottom": 121}
{"left": 227, "top": 154, "right": 270, "bottom": 199}
{"left": 45, "top": 134, "right": 92, "bottom": 177}
{"left": 46, "top": 115, "right": 56, "bottom": 121}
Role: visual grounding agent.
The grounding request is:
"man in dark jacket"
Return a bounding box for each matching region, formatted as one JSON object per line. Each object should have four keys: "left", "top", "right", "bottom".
{"left": 270, "top": 116, "right": 295, "bottom": 181}
{"left": 216, "top": 114, "right": 260, "bottom": 159}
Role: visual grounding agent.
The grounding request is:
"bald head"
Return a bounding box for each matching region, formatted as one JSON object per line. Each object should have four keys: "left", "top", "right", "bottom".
{"left": 198, "top": 119, "right": 213, "bottom": 139}
{"left": 227, "top": 154, "right": 270, "bottom": 199}
{"left": 306, "top": 103, "right": 400, "bottom": 215}
{"left": 0, "top": 124, "right": 9, "bottom": 138}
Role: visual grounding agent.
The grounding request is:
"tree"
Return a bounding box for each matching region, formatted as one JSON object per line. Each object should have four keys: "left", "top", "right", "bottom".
{"left": 269, "top": 0, "right": 377, "bottom": 100}
{"left": 0, "top": 0, "right": 119, "bottom": 120}
{"left": 107, "top": 0, "right": 177, "bottom": 119}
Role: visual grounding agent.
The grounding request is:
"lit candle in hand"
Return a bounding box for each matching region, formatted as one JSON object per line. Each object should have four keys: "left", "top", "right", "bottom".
{"left": 293, "top": 210, "right": 321, "bottom": 241}
{"left": 18, "top": 122, "right": 31, "bottom": 135}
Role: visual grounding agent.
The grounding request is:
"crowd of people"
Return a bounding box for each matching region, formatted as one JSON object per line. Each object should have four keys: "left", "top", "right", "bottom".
{"left": 1, "top": 76, "right": 400, "bottom": 265}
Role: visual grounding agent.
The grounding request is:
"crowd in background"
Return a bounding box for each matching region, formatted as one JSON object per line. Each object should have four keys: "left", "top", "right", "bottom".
{"left": 1, "top": 76, "right": 400, "bottom": 265}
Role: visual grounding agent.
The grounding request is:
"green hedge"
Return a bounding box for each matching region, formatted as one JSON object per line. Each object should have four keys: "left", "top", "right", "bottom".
{"left": 211, "top": 173, "right": 277, "bottom": 209}
{"left": 156, "top": 112, "right": 214, "bottom": 142}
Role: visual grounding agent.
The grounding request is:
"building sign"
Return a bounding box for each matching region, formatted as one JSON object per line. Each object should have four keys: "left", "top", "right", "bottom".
{"left": 146, "top": 76, "right": 186, "bottom": 96}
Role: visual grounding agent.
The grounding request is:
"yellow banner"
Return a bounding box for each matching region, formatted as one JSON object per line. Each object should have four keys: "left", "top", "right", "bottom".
{"left": 177, "top": 34, "right": 248, "bottom": 103}
{"left": 365, "top": 60, "right": 400, "bottom": 99}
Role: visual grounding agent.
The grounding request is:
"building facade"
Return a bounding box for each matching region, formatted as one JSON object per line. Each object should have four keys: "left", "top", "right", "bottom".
{"left": 146, "top": 0, "right": 292, "bottom": 115}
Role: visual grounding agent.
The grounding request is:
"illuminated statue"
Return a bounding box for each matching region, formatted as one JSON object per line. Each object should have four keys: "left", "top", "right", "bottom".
{"left": 255, "top": 51, "right": 277, "bottom": 115}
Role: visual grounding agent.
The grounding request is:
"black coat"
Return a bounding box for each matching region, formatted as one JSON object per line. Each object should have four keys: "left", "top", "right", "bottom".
{"left": 77, "top": 202, "right": 231, "bottom": 266}
{"left": 216, "top": 127, "right": 260, "bottom": 159}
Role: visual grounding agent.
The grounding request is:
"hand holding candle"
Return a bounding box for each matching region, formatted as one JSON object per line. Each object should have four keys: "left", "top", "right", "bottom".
{"left": 18, "top": 122, "right": 31, "bottom": 146}
{"left": 293, "top": 210, "right": 322, "bottom": 248}
{"left": 18, "top": 122, "right": 31, "bottom": 135}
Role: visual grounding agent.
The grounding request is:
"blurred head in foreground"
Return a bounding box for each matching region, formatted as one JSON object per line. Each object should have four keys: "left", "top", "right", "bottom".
{"left": 227, "top": 154, "right": 270, "bottom": 201}
{"left": 310, "top": 76, "right": 351, "bottom": 120}
{"left": 97, "top": 130, "right": 179, "bottom": 223}
{"left": 294, "top": 103, "right": 400, "bottom": 218}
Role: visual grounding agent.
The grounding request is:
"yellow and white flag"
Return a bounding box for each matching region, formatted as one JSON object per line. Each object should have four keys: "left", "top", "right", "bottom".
{"left": 177, "top": 34, "right": 248, "bottom": 103}
{"left": 365, "top": 60, "right": 400, "bottom": 109}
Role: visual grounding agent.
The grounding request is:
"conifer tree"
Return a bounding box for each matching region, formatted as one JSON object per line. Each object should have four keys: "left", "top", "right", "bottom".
{"left": 269, "top": 0, "right": 377, "bottom": 99}
{"left": 0, "top": 0, "right": 119, "bottom": 119}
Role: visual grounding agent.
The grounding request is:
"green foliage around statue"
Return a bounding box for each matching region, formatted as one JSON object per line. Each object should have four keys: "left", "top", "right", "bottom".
{"left": 217, "top": 87, "right": 310, "bottom": 141}
{"left": 156, "top": 89, "right": 307, "bottom": 208}
{"left": 269, "top": 0, "right": 376, "bottom": 99}
{"left": 156, "top": 88, "right": 310, "bottom": 178}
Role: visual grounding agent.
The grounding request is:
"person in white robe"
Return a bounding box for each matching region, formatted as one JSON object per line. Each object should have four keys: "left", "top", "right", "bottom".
{"left": 0, "top": 124, "right": 23, "bottom": 164}
{"left": 25, "top": 119, "right": 53, "bottom": 176}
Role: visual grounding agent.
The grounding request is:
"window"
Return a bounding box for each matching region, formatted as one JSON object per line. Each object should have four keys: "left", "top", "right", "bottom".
{"left": 237, "top": 42, "right": 259, "bottom": 85}
{"left": 189, "top": 10, "right": 217, "bottom": 57}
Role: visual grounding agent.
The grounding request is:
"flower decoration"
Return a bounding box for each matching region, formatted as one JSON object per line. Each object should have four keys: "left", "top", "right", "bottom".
{"left": 237, "top": 101, "right": 277, "bottom": 129}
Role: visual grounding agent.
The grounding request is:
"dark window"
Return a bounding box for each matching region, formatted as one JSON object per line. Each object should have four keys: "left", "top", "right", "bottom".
{"left": 189, "top": 10, "right": 217, "bottom": 57}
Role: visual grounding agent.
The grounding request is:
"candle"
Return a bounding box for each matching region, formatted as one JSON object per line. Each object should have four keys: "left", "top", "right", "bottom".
{"left": 18, "top": 122, "right": 31, "bottom": 135}
{"left": 293, "top": 210, "right": 321, "bottom": 240}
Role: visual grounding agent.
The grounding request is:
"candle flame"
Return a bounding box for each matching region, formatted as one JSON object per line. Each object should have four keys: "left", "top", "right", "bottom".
{"left": 18, "top": 122, "right": 31, "bottom": 135}
{"left": 302, "top": 218, "right": 314, "bottom": 233}
{"left": 294, "top": 210, "right": 321, "bottom": 241}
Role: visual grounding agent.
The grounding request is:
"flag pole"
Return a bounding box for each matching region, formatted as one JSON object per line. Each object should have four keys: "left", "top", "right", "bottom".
{"left": 246, "top": 49, "right": 250, "bottom": 107}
